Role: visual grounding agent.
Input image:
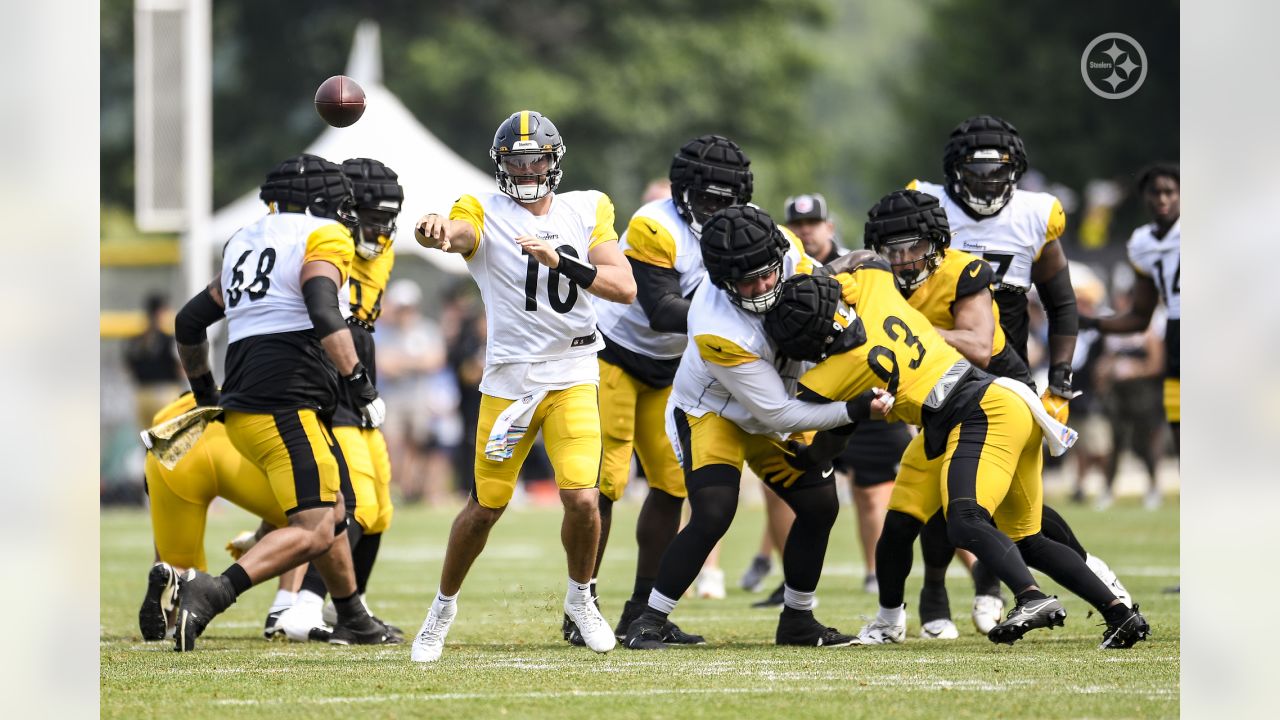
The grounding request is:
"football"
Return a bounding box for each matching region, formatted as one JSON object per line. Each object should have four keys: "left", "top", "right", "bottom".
{"left": 314, "top": 75, "right": 366, "bottom": 128}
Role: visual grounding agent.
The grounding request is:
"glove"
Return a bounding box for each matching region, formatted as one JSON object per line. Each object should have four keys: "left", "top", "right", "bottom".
{"left": 226, "top": 530, "right": 257, "bottom": 560}
{"left": 1041, "top": 363, "right": 1082, "bottom": 425}
{"left": 343, "top": 363, "right": 386, "bottom": 429}
{"left": 756, "top": 440, "right": 819, "bottom": 489}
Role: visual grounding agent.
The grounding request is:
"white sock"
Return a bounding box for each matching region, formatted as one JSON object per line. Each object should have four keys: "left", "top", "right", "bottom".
{"left": 566, "top": 578, "right": 592, "bottom": 606}
{"left": 269, "top": 590, "right": 296, "bottom": 612}
{"left": 646, "top": 589, "right": 678, "bottom": 615}
{"left": 432, "top": 589, "right": 458, "bottom": 616}
{"left": 297, "top": 589, "right": 324, "bottom": 606}
{"left": 877, "top": 604, "right": 906, "bottom": 624}
{"left": 782, "top": 585, "right": 816, "bottom": 611}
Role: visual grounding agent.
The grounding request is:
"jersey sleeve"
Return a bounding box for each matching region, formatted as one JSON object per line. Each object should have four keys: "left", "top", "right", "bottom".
{"left": 954, "top": 257, "right": 994, "bottom": 300}
{"left": 450, "top": 194, "right": 486, "bottom": 261}
{"left": 623, "top": 215, "right": 678, "bottom": 269}
{"left": 1045, "top": 198, "right": 1066, "bottom": 243}
{"left": 799, "top": 357, "right": 860, "bottom": 403}
{"left": 303, "top": 223, "right": 356, "bottom": 283}
{"left": 695, "top": 334, "right": 759, "bottom": 367}
{"left": 588, "top": 193, "right": 619, "bottom": 250}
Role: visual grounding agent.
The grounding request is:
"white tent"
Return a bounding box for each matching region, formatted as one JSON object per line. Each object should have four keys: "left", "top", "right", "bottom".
{"left": 210, "top": 21, "right": 492, "bottom": 274}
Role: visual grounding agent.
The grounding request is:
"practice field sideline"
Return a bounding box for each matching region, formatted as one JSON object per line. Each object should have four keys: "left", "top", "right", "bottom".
{"left": 101, "top": 499, "right": 1179, "bottom": 719}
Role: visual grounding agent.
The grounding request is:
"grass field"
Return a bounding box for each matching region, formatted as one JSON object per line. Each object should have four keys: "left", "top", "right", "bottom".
{"left": 101, "top": 495, "right": 1179, "bottom": 719}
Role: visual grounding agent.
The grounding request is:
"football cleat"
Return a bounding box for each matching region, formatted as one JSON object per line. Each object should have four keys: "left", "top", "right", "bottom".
{"left": 612, "top": 599, "right": 704, "bottom": 645}
{"left": 1085, "top": 553, "right": 1132, "bottom": 608}
{"left": 971, "top": 594, "right": 1006, "bottom": 635}
{"left": 1099, "top": 604, "right": 1150, "bottom": 649}
{"left": 278, "top": 591, "right": 330, "bottom": 642}
{"left": 329, "top": 614, "right": 402, "bottom": 646}
{"left": 920, "top": 618, "right": 960, "bottom": 640}
{"left": 322, "top": 595, "right": 403, "bottom": 639}
{"left": 623, "top": 611, "right": 669, "bottom": 651}
{"left": 410, "top": 603, "right": 456, "bottom": 663}
{"left": 563, "top": 596, "right": 600, "bottom": 646}
{"left": 752, "top": 583, "right": 786, "bottom": 608}
{"left": 739, "top": 555, "right": 773, "bottom": 593}
{"left": 776, "top": 607, "right": 856, "bottom": 647}
{"left": 139, "top": 562, "right": 178, "bottom": 641}
{"left": 173, "top": 569, "right": 235, "bottom": 652}
{"left": 695, "top": 567, "right": 726, "bottom": 600}
{"left": 854, "top": 611, "right": 907, "bottom": 645}
{"left": 987, "top": 596, "right": 1066, "bottom": 645}
{"left": 263, "top": 609, "right": 286, "bottom": 640}
{"left": 564, "top": 598, "right": 616, "bottom": 653}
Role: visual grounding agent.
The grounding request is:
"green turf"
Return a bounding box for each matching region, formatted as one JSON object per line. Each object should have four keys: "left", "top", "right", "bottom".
{"left": 101, "top": 496, "right": 1179, "bottom": 718}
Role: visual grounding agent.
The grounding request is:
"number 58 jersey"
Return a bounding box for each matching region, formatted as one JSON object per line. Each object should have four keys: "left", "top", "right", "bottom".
{"left": 452, "top": 190, "right": 617, "bottom": 365}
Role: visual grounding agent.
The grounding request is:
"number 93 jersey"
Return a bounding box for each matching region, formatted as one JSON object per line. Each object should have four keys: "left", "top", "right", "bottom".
{"left": 222, "top": 212, "right": 354, "bottom": 343}
{"left": 908, "top": 179, "right": 1065, "bottom": 292}
{"left": 452, "top": 190, "right": 617, "bottom": 364}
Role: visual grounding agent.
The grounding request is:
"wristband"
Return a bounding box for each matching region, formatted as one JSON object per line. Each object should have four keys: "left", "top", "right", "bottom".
{"left": 556, "top": 249, "right": 598, "bottom": 288}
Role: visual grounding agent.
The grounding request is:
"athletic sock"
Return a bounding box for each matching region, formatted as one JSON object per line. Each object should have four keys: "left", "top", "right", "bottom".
{"left": 351, "top": 531, "right": 381, "bottom": 595}
{"left": 221, "top": 563, "right": 253, "bottom": 598}
{"left": 299, "top": 563, "right": 328, "bottom": 601}
{"left": 782, "top": 585, "right": 816, "bottom": 612}
{"left": 333, "top": 591, "right": 368, "bottom": 624}
{"left": 431, "top": 589, "right": 458, "bottom": 617}
{"left": 1015, "top": 588, "right": 1049, "bottom": 605}
{"left": 918, "top": 579, "right": 951, "bottom": 623}
{"left": 877, "top": 604, "right": 906, "bottom": 625}
{"left": 646, "top": 589, "right": 678, "bottom": 616}
{"left": 631, "top": 577, "right": 656, "bottom": 604}
{"left": 566, "top": 578, "right": 592, "bottom": 607}
{"left": 1102, "top": 603, "right": 1131, "bottom": 624}
{"left": 270, "top": 589, "right": 296, "bottom": 612}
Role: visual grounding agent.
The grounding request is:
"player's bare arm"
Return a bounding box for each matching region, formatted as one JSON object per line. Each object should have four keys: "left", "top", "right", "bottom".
{"left": 1087, "top": 273, "right": 1159, "bottom": 334}
{"left": 514, "top": 234, "right": 636, "bottom": 303}
{"left": 415, "top": 213, "right": 477, "bottom": 256}
{"left": 935, "top": 288, "right": 995, "bottom": 368}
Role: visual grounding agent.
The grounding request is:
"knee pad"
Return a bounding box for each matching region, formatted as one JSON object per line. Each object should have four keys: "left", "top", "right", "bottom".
{"left": 945, "top": 499, "right": 995, "bottom": 550}
{"left": 790, "top": 484, "right": 839, "bottom": 531}
{"left": 1014, "top": 532, "right": 1050, "bottom": 563}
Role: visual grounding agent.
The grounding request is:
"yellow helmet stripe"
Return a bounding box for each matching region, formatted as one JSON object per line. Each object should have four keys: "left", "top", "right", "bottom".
{"left": 519, "top": 111, "right": 530, "bottom": 137}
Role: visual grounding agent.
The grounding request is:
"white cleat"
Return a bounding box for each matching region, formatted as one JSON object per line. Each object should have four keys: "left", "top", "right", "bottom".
{"left": 695, "top": 567, "right": 726, "bottom": 600}
{"left": 278, "top": 591, "right": 331, "bottom": 642}
{"left": 972, "top": 594, "right": 1005, "bottom": 635}
{"left": 411, "top": 604, "right": 456, "bottom": 663}
{"left": 1085, "top": 553, "right": 1132, "bottom": 607}
{"left": 855, "top": 614, "right": 907, "bottom": 645}
{"left": 564, "top": 599, "right": 616, "bottom": 653}
{"left": 920, "top": 618, "right": 960, "bottom": 640}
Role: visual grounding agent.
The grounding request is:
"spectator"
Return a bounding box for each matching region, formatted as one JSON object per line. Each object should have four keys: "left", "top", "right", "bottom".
{"left": 124, "top": 293, "right": 183, "bottom": 429}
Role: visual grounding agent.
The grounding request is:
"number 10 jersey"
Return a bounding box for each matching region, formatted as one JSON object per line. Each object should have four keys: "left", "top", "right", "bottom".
{"left": 452, "top": 191, "right": 617, "bottom": 366}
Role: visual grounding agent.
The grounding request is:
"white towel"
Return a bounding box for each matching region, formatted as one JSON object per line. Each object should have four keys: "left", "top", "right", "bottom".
{"left": 992, "top": 377, "right": 1078, "bottom": 457}
{"left": 484, "top": 390, "right": 547, "bottom": 461}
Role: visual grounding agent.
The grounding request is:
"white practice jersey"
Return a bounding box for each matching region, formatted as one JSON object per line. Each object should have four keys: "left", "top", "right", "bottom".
{"left": 221, "top": 212, "right": 353, "bottom": 344}
{"left": 594, "top": 198, "right": 704, "bottom": 360}
{"left": 669, "top": 241, "right": 846, "bottom": 439}
{"left": 453, "top": 190, "right": 617, "bottom": 366}
{"left": 910, "top": 180, "right": 1066, "bottom": 291}
{"left": 1126, "top": 219, "right": 1180, "bottom": 320}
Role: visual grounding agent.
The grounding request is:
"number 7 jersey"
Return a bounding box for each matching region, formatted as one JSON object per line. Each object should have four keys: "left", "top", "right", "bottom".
{"left": 451, "top": 190, "right": 617, "bottom": 365}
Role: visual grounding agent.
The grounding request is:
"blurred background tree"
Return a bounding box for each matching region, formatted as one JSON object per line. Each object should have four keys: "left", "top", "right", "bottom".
{"left": 101, "top": 0, "right": 1176, "bottom": 243}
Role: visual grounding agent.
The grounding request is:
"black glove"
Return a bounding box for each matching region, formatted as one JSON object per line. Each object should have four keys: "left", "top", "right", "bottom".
{"left": 342, "top": 363, "right": 386, "bottom": 428}
{"left": 1046, "top": 363, "right": 1077, "bottom": 398}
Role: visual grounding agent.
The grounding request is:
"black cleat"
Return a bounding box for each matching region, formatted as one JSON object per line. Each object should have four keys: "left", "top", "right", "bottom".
{"left": 775, "top": 606, "right": 856, "bottom": 647}
{"left": 329, "top": 614, "right": 402, "bottom": 645}
{"left": 752, "top": 582, "right": 786, "bottom": 609}
{"left": 173, "top": 570, "right": 235, "bottom": 652}
{"left": 987, "top": 595, "right": 1066, "bottom": 645}
{"left": 263, "top": 608, "right": 286, "bottom": 640}
{"left": 623, "top": 610, "right": 669, "bottom": 650}
{"left": 1100, "top": 604, "right": 1150, "bottom": 649}
{"left": 139, "top": 562, "right": 177, "bottom": 641}
{"left": 373, "top": 615, "right": 404, "bottom": 641}
{"left": 614, "top": 599, "right": 704, "bottom": 645}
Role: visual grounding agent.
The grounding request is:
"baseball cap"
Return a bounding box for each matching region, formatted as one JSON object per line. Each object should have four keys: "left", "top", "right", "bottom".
{"left": 784, "top": 193, "right": 830, "bottom": 223}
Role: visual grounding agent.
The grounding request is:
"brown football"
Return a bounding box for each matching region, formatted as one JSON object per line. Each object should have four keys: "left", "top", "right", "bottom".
{"left": 314, "top": 75, "right": 366, "bottom": 128}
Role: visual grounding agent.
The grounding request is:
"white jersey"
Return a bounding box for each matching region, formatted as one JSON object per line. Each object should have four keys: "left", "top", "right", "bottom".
{"left": 669, "top": 242, "right": 849, "bottom": 439}
{"left": 910, "top": 180, "right": 1065, "bottom": 291}
{"left": 594, "top": 198, "right": 703, "bottom": 360}
{"left": 1126, "top": 219, "right": 1180, "bottom": 320}
{"left": 452, "top": 189, "right": 617, "bottom": 367}
{"left": 221, "top": 212, "right": 353, "bottom": 343}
